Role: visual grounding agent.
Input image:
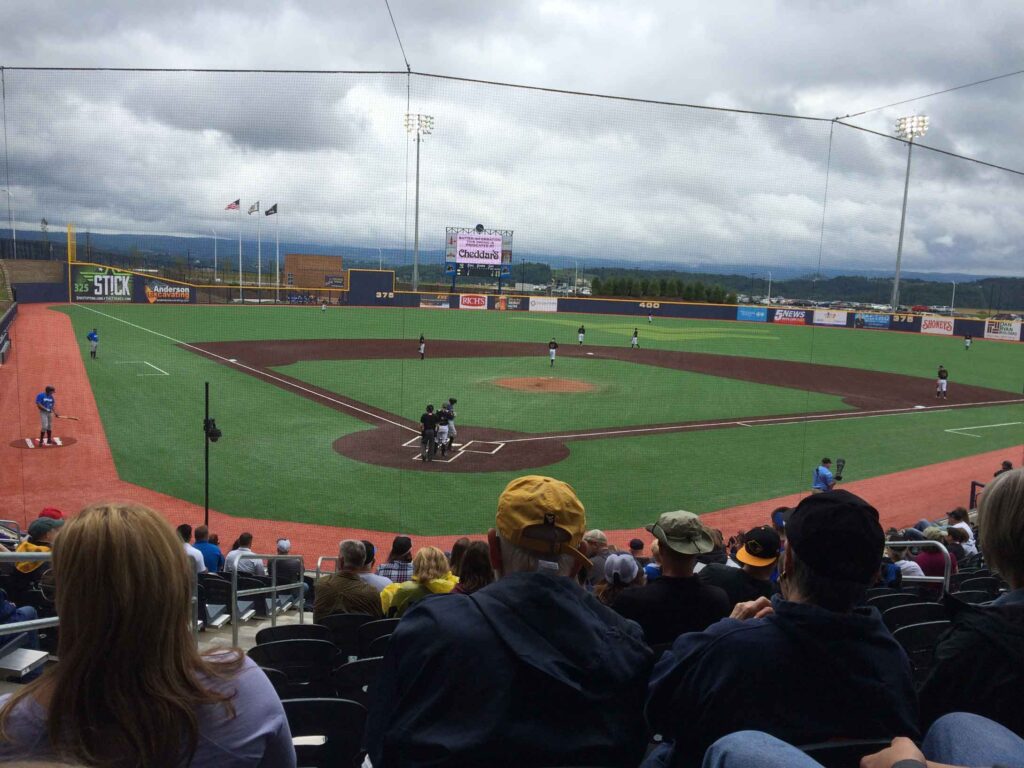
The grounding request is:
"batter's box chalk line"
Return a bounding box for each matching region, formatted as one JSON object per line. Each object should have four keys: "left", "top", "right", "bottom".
{"left": 401, "top": 437, "right": 505, "bottom": 461}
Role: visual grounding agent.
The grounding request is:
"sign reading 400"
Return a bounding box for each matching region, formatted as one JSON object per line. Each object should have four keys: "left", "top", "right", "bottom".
{"left": 73, "top": 266, "right": 134, "bottom": 303}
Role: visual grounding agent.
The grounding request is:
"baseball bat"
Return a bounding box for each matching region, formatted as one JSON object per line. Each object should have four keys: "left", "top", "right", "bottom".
{"left": 56, "top": 415, "right": 80, "bottom": 421}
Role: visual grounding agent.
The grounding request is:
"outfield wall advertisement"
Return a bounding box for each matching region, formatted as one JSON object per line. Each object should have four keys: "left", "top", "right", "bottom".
{"left": 736, "top": 306, "right": 767, "bottom": 322}
{"left": 459, "top": 294, "right": 487, "bottom": 310}
{"left": 529, "top": 297, "right": 559, "bottom": 312}
{"left": 921, "top": 315, "right": 955, "bottom": 336}
{"left": 494, "top": 296, "right": 525, "bottom": 311}
{"left": 984, "top": 319, "right": 1022, "bottom": 341}
{"left": 813, "top": 309, "right": 848, "bottom": 326}
{"left": 144, "top": 279, "right": 191, "bottom": 304}
{"left": 420, "top": 295, "right": 450, "bottom": 309}
{"left": 855, "top": 313, "right": 891, "bottom": 330}
{"left": 72, "top": 265, "right": 133, "bottom": 303}
{"left": 772, "top": 308, "right": 807, "bottom": 325}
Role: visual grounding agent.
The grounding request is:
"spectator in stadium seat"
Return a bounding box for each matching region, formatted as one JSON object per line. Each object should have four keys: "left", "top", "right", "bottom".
{"left": 696, "top": 527, "right": 729, "bottom": 569}
{"left": 644, "top": 539, "right": 662, "bottom": 582}
{"left": 920, "top": 468, "right": 1024, "bottom": 736}
{"left": 448, "top": 537, "right": 471, "bottom": 578}
{"left": 947, "top": 507, "right": 978, "bottom": 556}
{"left": 700, "top": 525, "right": 780, "bottom": 607}
{"left": 176, "top": 524, "right": 207, "bottom": 576}
{"left": 364, "top": 475, "right": 652, "bottom": 768}
{"left": 630, "top": 537, "right": 651, "bottom": 567}
{"left": 945, "top": 525, "right": 969, "bottom": 563}
{"left": 10, "top": 518, "right": 62, "bottom": 601}
{"left": 225, "top": 533, "right": 266, "bottom": 576}
{"left": 272, "top": 539, "right": 308, "bottom": 602}
{"left": 314, "top": 540, "right": 383, "bottom": 623}
{"left": 917, "top": 527, "right": 958, "bottom": 576}
{"left": 193, "top": 525, "right": 225, "bottom": 573}
{"left": 376, "top": 535, "right": 414, "bottom": 583}
{"left": 612, "top": 511, "right": 730, "bottom": 645}
{"left": 0, "top": 503, "right": 295, "bottom": 766}
{"left": 643, "top": 490, "right": 918, "bottom": 768}
{"left": 380, "top": 546, "right": 457, "bottom": 617}
{"left": 581, "top": 529, "right": 611, "bottom": 587}
{"left": 886, "top": 534, "right": 926, "bottom": 579}
{"left": 358, "top": 540, "right": 393, "bottom": 592}
{"left": 596, "top": 552, "right": 645, "bottom": 606}
{"left": 995, "top": 459, "right": 1013, "bottom": 477}
{"left": 450, "top": 541, "right": 494, "bottom": 595}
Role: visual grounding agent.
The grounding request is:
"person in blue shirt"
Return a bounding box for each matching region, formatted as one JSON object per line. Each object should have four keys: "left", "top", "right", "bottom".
{"left": 34, "top": 386, "right": 58, "bottom": 446}
{"left": 86, "top": 328, "right": 99, "bottom": 359}
{"left": 193, "top": 525, "right": 225, "bottom": 572}
{"left": 811, "top": 457, "right": 835, "bottom": 493}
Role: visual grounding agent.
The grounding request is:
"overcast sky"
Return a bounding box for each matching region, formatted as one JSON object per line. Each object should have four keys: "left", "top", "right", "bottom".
{"left": 2, "top": 1, "right": 1022, "bottom": 277}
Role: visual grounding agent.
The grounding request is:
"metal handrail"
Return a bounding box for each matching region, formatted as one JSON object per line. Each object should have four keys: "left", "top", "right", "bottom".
{"left": 229, "top": 553, "right": 306, "bottom": 646}
{"left": 885, "top": 539, "right": 952, "bottom": 592}
{"left": 315, "top": 556, "right": 339, "bottom": 582}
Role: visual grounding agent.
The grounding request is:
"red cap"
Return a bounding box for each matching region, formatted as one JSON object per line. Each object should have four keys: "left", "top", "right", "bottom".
{"left": 39, "top": 508, "right": 64, "bottom": 521}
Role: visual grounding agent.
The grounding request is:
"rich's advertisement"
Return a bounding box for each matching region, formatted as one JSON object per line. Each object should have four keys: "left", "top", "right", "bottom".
{"left": 144, "top": 279, "right": 191, "bottom": 304}
{"left": 72, "top": 266, "right": 133, "bottom": 302}
{"left": 921, "top": 315, "right": 955, "bottom": 336}
{"left": 813, "top": 309, "right": 848, "bottom": 327}
{"left": 984, "top": 319, "right": 1022, "bottom": 341}
{"left": 772, "top": 308, "right": 806, "bottom": 325}
{"left": 459, "top": 294, "right": 487, "bottom": 310}
{"left": 736, "top": 306, "right": 768, "bottom": 322}
{"left": 529, "top": 297, "right": 559, "bottom": 313}
{"left": 419, "top": 295, "right": 450, "bottom": 309}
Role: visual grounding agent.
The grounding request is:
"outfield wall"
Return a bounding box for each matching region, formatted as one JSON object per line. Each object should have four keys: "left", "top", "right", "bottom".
{"left": 11, "top": 263, "right": 1024, "bottom": 342}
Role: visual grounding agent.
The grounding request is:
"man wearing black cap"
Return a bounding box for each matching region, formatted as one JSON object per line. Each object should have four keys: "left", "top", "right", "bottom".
{"left": 699, "top": 525, "right": 780, "bottom": 608}
{"left": 645, "top": 490, "right": 918, "bottom": 767}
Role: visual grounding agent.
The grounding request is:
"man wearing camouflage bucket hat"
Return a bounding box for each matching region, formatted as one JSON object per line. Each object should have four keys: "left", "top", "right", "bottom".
{"left": 612, "top": 510, "right": 730, "bottom": 646}
{"left": 365, "top": 476, "right": 652, "bottom": 768}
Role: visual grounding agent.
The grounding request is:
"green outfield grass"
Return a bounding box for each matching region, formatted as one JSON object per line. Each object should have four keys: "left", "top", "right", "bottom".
{"left": 59, "top": 303, "right": 1024, "bottom": 534}
{"left": 275, "top": 356, "right": 852, "bottom": 433}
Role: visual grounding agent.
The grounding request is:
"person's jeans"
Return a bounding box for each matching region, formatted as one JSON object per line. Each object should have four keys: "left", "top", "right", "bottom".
{"left": 698, "top": 713, "right": 1024, "bottom": 768}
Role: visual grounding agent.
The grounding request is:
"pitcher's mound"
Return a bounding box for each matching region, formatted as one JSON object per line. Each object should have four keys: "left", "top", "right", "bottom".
{"left": 493, "top": 377, "right": 595, "bottom": 393}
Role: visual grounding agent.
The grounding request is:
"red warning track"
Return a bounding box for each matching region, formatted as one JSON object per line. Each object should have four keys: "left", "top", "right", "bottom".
{"left": 1, "top": 305, "right": 1020, "bottom": 563}
{"left": 187, "top": 338, "right": 1019, "bottom": 473}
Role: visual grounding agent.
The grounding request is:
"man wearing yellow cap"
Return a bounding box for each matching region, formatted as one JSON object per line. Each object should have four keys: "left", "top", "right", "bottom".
{"left": 364, "top": 475, "right": 652, "bottom": 768}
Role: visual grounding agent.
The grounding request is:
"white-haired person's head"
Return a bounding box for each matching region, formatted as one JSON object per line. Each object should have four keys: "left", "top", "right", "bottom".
{"left": 978, "top": 468, "right": 1024, "bottom": 589}
{"left": 487, "top": 475, "right": 590, "bottom": 579}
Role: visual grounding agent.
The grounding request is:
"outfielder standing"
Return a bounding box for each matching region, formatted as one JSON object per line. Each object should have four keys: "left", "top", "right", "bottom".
{"left": 964, "top": 334, "right": 972, "bottom": 351}
{"left": 548, "top": 338, "right": 558, "bottom": 367}
{"left": 578, "top": 325, "right": 585, "bottom": 345}
{"left": 35, "top": 386, "right": 59, "bottom": 446}
{"left": 631, "top": 328, "right": 639, "bottom": 349}
{"left": 419, "top": 334, "right": 426, "bottom": 360}
{"left": 936, "top": 365, "right": 949, "bottom": 399}
{"left": 86, "top": 328, "right": 99, "bottom": 359}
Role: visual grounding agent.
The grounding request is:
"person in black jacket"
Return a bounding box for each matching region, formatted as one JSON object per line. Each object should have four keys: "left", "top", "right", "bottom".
{"left": 919, "top": 468, "right": 1024, "bottom": 735}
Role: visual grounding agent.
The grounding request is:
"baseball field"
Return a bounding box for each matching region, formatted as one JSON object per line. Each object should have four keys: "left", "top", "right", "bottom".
{"left": 9, "top": 302, "right": 1019, "bottom": 537}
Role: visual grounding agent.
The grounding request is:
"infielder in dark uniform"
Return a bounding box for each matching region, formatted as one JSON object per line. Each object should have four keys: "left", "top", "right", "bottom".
{"left": 548, "top": 339, "right": 559, "bottom": 367}
{"left": 35, "top": 386, "right": 59, "bottom": 446}
{"left": 936, "top": 365, "right": 949, "bottom": 399}
{"left": 419, "top": 335, "right": 426, "bottom": 360}
{"left": 578, "top": 325, "right": 585, "bottom": 345}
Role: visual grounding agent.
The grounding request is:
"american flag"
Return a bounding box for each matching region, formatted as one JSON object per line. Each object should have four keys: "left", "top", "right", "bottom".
{"left": 225, "top": 199, "right": 240, "bottom": 210}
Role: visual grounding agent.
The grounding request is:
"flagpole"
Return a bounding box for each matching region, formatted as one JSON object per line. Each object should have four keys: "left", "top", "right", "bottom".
{"left": 237, "top": 205, "right": 242, "bottom": 303}
{"left": 275, "top": 210, "right": 280, "bottom": 303}
{"left": 256, "top": 206, "right": 262, "bottom": 295}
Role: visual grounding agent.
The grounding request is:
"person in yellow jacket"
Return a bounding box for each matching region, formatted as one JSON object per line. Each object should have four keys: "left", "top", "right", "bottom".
{"left": 380, "top": 546, "right": 458, "bottom": 617}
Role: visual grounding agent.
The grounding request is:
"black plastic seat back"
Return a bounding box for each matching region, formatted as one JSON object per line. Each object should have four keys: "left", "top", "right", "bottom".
{"left": 867, "top": 592, "right": 919, "bottom": 612}
{"left": 892, "top": 620, "right": 951, "bottom": 684}
{"left": 957, "top": 576, "right": 1000, "bottom": 595}
{"left": 950, "top": 590, "right": 992, "bottom": 605}
{"left": 282, "top": 698, "right": 367, "bottom": 768}
{"left": 882, "top": 602, "right": 947, "bottom": 632}
{"left": 255, "top": 623, "right": 330, "bottom": 645}
{"left": 331, "top": 656, "right": 384, "bottom": 707}
{"left": 357, "top": 618, "right": 400, "bottom": 657}
{"left": 247, "top": 639, "right": 340, "bottom": 698}
{"left": 317, "top": 613, "right": 375, "bottom": 658}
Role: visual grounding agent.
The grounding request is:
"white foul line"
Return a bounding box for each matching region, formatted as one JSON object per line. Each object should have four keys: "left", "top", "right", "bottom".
{"left": 142, "top": 361, "right": 169, "bottom": 376}
{"left": 74, "top": 305, "right": 419, "bottom": 434}
{"left": 499, "top": 398, "right": 1024, "bottom": 444}
{"left": 944, "top": 421, "right": 1023, "bottom": 438}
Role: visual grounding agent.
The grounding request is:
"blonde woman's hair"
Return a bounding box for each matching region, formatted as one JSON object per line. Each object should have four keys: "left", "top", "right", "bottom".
{"left": 978, "top": 468, "right": 1024, "bottom": 587}
{"left": 0, "top": 503, "right": 243, "bottom": 766}
{"left": 412, "top": 546, "right": 450, "bottom": 583}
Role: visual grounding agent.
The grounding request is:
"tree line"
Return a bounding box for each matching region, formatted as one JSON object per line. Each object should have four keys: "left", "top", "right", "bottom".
{"left": 590, "top": 275, "right": 736, "bottom": 304}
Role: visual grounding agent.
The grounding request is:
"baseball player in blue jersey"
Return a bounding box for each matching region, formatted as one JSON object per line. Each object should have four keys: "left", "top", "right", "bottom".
{"left": 35, "top": 386, "right": 59, "bottom": 446}
{"left": 87, "top": 328, "right": 99, "bottom": 359}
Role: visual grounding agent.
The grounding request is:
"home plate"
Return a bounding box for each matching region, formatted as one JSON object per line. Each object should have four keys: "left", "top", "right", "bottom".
{"left": 914, "top": 405, "right": 926, "bottom": 409}
{"left": 586, "top": 352, "right": 594, "bottom": 356}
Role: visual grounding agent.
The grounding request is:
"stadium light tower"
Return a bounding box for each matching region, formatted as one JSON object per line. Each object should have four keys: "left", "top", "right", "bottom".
{"left": 405, "top": 113, "right": 434, "bottom": 292}
{"left": 890, "top": 114, "right": 929, "bottom": 311}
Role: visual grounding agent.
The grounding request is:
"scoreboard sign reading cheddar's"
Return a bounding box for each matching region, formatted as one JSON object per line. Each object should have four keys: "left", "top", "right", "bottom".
{"left": 72, "top": 266, "right": 133, "bottom": 303}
